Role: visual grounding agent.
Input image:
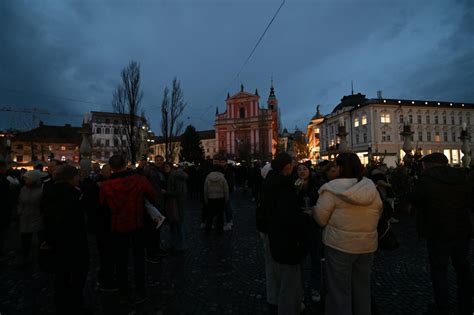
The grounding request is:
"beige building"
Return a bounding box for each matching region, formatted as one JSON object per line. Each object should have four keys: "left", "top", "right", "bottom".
{"left": 306, "top": 105, "right": 324, "bottom": 164}
{"left": 316, "top": 93, "right": 474, "bottom": 166}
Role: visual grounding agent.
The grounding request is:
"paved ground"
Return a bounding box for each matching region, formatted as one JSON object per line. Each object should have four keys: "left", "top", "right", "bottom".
{"left": 1, "top": 189, "right": 473, "bottom": 314}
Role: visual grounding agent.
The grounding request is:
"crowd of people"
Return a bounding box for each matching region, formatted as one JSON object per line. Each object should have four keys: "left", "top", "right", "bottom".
{"left": 0, "top": 150, "right": 473, "bottom": 314}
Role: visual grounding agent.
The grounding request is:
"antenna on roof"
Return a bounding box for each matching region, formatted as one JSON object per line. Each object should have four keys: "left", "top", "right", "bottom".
{"left": 351, "top": 80, "right": 354, "bottom": 95}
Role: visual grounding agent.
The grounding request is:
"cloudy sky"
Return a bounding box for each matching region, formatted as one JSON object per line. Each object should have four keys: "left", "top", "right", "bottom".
{"left": 1, "top": 0, "right": 473, "bottom": 133}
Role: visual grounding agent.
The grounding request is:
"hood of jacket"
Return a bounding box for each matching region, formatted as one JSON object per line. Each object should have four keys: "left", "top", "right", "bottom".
{"left": 423, "top": 165, "right": 467, "bottom": 185}
{"left": 207, "top": 171, "right": 225, "bottom": 182}
{"left": 319, "top": 177, "right": 378, "bottom": 206}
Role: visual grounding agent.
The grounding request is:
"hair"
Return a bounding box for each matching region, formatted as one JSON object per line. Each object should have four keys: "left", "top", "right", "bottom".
{"left": 320, "top": 160, "right": 336, "bottom": 174}
{"left": 271, "top": 153, "right": 293, "bottom": 172}
{"left": 335, "top": 152, "right": 364, "bottom": 180}
{"left": 34, "top": 163, "right": 44, "bottom": 171}
{"left": 53, "top": 164, "right": 78, "bottom": 183}
{"left": 155, "top": 155, "right": 164, "bottom": 160}
{"left": 109, "top": 155, "right": 127, "bottom": 171}
{"left": 297, "top": 162, "right": 311, "bottom": 172}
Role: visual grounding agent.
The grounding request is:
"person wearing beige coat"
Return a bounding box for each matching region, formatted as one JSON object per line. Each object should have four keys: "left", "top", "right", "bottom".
{"left": 312, "top": 153, "right": 382, "bottom": 315}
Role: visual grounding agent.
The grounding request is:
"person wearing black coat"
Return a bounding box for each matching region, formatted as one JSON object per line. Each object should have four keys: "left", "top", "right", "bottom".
{"left": 410, "top": 153, "right": 472, "bottom": 315}
{"left": 262, "top": 153, "right": 311, "bottom": 315}
{"left": 42, "top": 165, "right": 89, "bottom": 315}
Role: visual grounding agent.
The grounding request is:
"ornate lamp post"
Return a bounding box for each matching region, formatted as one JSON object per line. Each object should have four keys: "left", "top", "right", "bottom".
{"left": 337, "top": 118, "right": 349, "bottom": 153}
{"left": 459, "top": 122, "right": 471, "bottom": 168}
{"left": 400, "top": 122, "right": 414, "bottom": 165}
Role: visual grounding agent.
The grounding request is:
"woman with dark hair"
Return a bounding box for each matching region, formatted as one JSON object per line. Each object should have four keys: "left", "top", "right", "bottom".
{"left": 42, "top": 165, "right": 89, "bottom": 314}
{"left": 313, "top": 152, "right": 382, "bottom": 315}
{"left": 262, "top": 153, "right": 310, "bottom": 314}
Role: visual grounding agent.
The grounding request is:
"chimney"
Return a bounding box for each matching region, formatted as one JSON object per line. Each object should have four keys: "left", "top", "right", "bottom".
{"left": 377, "top": 90, "right": 383, "bottom": 99}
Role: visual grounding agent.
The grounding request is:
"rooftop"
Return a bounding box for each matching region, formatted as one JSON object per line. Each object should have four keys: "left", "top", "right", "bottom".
{"left": 13, "top": 122, "right": 82, "bottom": 143}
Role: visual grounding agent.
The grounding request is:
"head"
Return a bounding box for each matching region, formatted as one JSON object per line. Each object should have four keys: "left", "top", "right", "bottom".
{"left": 34, "top": 163, "right": 44, "bottom": 171}
{"left": 47, "top": 159, "right": 61, "bottom": 175}
{"left": 320, "top": 161, "right": 338, "bottom": 181}
{"left": 219, "top": 158, "right": 228, "bottom": 169}
{"left": 163, "top": 162, "right": 172, "bottom": 173}
{"left": 420, "top": 153, "right": 449, "bottom": 171}
{"left": 108, "top": 155, "right": 128, "bottom": 173}
{"left": 101, "top": 164, "right": 112, "bottom": 179}
{"left": 335, "top": 152, "right": 364, "bottom": 180}
{"left": 297, "top": 163, "right": 311, "bottom": 181}
{"left": 154, "top": 155, "right": 164, "bottom": 168}
{"left": 271, "top": 153, "right": 294, "bottom": 177}
{"left": 138, "top": 158, "right": 147, "bottom": 168}
{"left": 53, "top": 164, "right": 80, "bottom": 186}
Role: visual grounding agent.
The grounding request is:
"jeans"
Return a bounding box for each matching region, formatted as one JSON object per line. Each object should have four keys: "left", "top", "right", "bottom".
{"left": 325, "top": 246, "right": 373, "bottom": 315}
{"left": 110, "top": 229, "right": 146, "bottom": 293}
{"left": 274, "top": 262, "right": 303, "bottom": 315}
{"left": 170, "top": 222, "right": 186, "bottom": 251}
{"left": 427, "top": 238, "right": 472, "bottom": 314}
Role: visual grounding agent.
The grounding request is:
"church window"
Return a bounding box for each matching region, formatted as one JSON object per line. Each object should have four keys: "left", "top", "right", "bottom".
{"left": 361, "top": 115, "right": 367, "bottom": 125}
{"left": 239, "top": 108, "right": 245, "bottom": 118}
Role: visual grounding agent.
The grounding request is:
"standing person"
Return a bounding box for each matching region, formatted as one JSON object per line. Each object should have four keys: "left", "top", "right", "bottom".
{"left": 313, "top": 153, "right": 382, "bottom": 315}
{"left": 42, "top": 165, "right": 89, "bottom": 314}
{"left": 143, "top": 155, "right": 168, "bottom": 262}
{"left": 219, "top": 158, "right": 235, "bottom": 231}
{"left": 203, "top": 164, "right": 229, "bottom": 235}
{"left": 0, "top": 161, "right": 12, "bottom": 261}
{"left": 99, "top": 155, "right": 157, "bottom": 303}
{"left": 264, "top": 153, "right": 311, "bottom": 315}
{"left": 410, "top": 153, "right": 472, "bottom": 315}
{"left": 165, "top": 165, "right": 188, "bottom": 252}
{"left": 17, "top": 170, "right": 47, "bottom": 267}
{"left": 295, "top": 163, "right": 322, "bottom": 303}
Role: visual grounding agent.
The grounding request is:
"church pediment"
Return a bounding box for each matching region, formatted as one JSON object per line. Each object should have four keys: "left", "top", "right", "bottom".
{"left": 228, "top": 91, "right": 258, "bottom": 100}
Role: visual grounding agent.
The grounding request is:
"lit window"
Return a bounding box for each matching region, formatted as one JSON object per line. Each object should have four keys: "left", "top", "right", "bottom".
{"left": 60, "top": 145, "right": 66, "bottom": 151}
{"left": 315, "top": 128, "right": 320, "bottom": 134}
{"left": 380, "top": 113, "right": 391, "bottom": 124}
{"left": 435, "top": 132, "right": 440, "bottom": 142}
{"left": 361, "top": 115, "right": 367, "bottom": 125}
{"left": 61, "top": 156, "right": 66, "bottom": 162}
{"left": 354, "top": 117, "right": 359, "bottom": 127}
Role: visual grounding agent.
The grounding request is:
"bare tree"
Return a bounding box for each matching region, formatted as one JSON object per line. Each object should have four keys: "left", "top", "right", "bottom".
{"left": 112, "top": 61, "right": 144, "bottom": 164}
{"left": 160, "top": 78, "right": 186, "bottom": 162}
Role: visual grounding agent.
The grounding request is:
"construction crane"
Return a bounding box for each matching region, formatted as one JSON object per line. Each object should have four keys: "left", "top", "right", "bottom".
{"left": 0, "top": 106, "right": 83, "bottom": 128}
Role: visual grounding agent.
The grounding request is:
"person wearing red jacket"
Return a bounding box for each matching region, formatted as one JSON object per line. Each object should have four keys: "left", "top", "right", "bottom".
{"left": 100, "top": 155, "right": 157, "bottom": 303}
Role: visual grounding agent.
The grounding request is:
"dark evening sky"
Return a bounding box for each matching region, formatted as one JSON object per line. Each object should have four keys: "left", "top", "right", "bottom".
{"left": 1, "top": 0, "right": 473, "bottom": 133}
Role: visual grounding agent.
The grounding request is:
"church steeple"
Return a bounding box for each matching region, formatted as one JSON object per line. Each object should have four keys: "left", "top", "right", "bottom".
{"left": 267, "top": 79, "right": 278, "bottom": 111}
{"left": 240, "top": 84, "right": 244, "bottom": 92}
{"left": 215, "top": 106, "right": 219, "bottom": 116}
{"left": 255, "top": 88, "right": 259, "bottom": 96}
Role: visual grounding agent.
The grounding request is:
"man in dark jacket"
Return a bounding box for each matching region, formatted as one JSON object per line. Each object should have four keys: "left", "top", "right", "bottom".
{"left": 262, "top": 153, "right": 310, "bottom": 315}
{"left": 410, "top": 153, "right": 472, "bottom": 315}
{"left": 100, "top": 155, "right": 157, "bottom": 303}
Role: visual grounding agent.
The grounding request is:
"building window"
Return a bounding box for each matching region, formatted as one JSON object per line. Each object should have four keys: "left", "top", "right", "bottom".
{"left": 355, "top": 134, "right": 359, "bottom": 144}
{"left": 408, "top": 114, "right": 413, "bottom": 124}
{"left": 380, "top": 113, "right": 391, "bottom": 124}
{"left": 239, "top": 108, "right": 245, "bottom": 118}
{"left": 443, "top": 132, "right": 448, "bottom": 142}
{"left": 426, "top": 115, "right": 430, "bottom": 124}
{"left": 399, "top": 115, "right": 404, "bottom": 123}
{"left": 427, "top": 131, "right": 432, "bottom": 141}
{"left": 16, "top": 155, "right": 23, "bottom": 162}
{"left": 443, "top": 116, "right": 447, "bottom": 124}
{"left": 467, "top": 116, "right": 471, "bottom": 124}
{"left": 59, "top": 145, "right": 66, "bottom": 151}
{"left": 452, "top": 132, "right": 457, "bottom": 142}
{"left": 381, "top": 131, "right": 391, "bottom": 142}
{"left": 354, "top": 117, "right": 359, "bottom": 127}
{"left": 114, "top": 139, "right": 119, "bottom": 146}
{"left": 96, "top": 140, "right": 102, "bottom": 147}
{"left": 105, "top": 119, "right": 110, "bottom": 124}
{"left": 113, "top": 119, "right": 118, "bottom": 124}
{"left": 418, "top": 132, "right": 423, "bottom": 141}
{"left": 459, "top": 116, "right": 463, "bottom": 125}
{"left": 417, "top": 115, "right": 422, "bottom": 124}
{"left": 435, "top": 132, "right": 440, "bottom": 142}
{"left": 16, "top": 144, "right": 23, "bottom": 150}
{"left": 363, "top": 133, "right": 367, "bottom": 143}
{"left": 105, "top": 128, "right": 110, "bottom": 134}
{"left": 434, "top": 116, "right": 439, "bottom": 124}
{"left": 114, "top": 128, "right": 119, "bottom": 135}
{"left": 105, "top": 140, "right": 110, "bottom": 147}
{"left": 451, "top": 116, "right": 455, "bottom": 125}
{"left": 361, "top": 115, "right": 367, "bottom": 125}
{"left": 96, "top": 127, "right": 102, "bottom": 134}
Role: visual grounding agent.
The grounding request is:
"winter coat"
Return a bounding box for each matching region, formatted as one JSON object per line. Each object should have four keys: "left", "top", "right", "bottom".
{"left": 203, "top": 171, "right": 229, "bottom": 203}
{"left": 42, "top": 182, "right": 89, "bottom": 272}
{"left": 18, "top": 184, "right": 44, "bottom": 234}
{"left": 264, "top": 170, "right": 311, "bottom": 265}
{"left": 314, "top": 177, "right": 382, "bottom": 254}
{"left": 410, "top": 165, "right": 472, "bottom": 240}
{"left": 166, "top": 169, "right": 189, "bottom": 222}
{"left": 100, "top": 171, "right": 157, "bottom": 233}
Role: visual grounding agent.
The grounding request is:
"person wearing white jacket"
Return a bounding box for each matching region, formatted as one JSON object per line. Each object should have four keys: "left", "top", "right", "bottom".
{"left": 312, "top": 153, "right": 382, "bottom": 315}
{"left": 203, "top": 166, "right": 229, "bottom": 235}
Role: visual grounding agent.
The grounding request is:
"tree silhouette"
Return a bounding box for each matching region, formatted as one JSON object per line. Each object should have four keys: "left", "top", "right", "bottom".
{"left": 180, "top": 125, "right": 204, "bottom": 164}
